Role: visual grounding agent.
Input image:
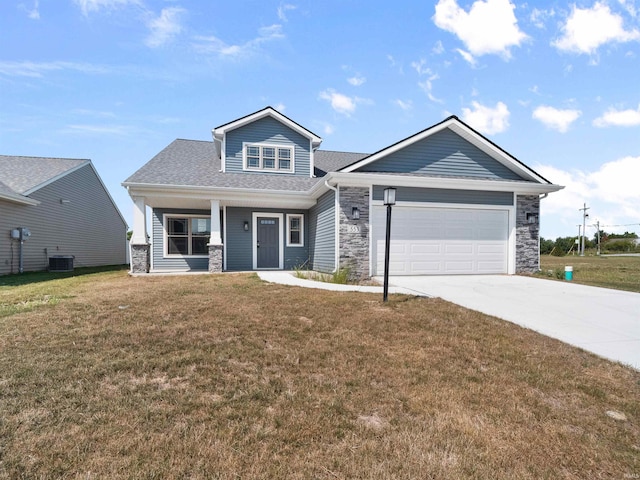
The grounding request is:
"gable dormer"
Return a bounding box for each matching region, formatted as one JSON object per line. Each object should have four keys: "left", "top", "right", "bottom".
{"left": 212, "top": 107, "right": 322, "bottom": 177}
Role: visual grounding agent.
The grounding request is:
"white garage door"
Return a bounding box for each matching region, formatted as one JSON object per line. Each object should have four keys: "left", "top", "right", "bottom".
{"left": 372, "top": 206, "right": 508, "bottom": 275}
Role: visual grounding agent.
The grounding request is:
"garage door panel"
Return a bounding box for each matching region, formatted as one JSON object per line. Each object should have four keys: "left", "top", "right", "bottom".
{"left": 410, "top": 243, "right": 441, "bottom": 254}
{"left": 372, "top": 205, "right": 508, "bottom": 275}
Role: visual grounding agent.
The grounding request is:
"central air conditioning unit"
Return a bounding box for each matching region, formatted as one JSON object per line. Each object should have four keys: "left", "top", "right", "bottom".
{"left": 49, "top": 255, "right": 74, "bottom": 272}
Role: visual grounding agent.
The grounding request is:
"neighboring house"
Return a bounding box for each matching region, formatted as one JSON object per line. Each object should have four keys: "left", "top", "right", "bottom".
{"left": 0, "top": 155, "right": 128, "bottom": 275}
{"left": 123, "top": 107, "right": 562, "bottom": 278}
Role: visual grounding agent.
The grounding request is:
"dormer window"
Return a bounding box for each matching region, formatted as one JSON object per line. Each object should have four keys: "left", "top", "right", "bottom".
{"left": 244, "top": 143, "right": 294, "bottom": 172}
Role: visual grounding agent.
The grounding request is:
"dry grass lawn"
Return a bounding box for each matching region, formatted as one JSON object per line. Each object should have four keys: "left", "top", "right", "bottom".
{"left": 540, "top": 254, "right": 640, "bottom": 293}
{"left": 1, "top": 270, "right": 639, "bottom": 479}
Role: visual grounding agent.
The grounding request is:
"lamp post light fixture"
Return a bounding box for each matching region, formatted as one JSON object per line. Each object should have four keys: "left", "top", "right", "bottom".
{"left": 382, "top": 187, "right": 396, "bottom": 302}
{"left": 352, "top": 206, "right": 360, "bottom": 220}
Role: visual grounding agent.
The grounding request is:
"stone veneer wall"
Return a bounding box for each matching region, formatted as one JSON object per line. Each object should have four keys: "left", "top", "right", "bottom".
{"left": 208, "top": 245, "right": 223, "bottom": 273}
{"left": 516, "top": 195, "right": 540, "bottom": 273}
{"left": 130, "top": 244, "right": 150, "bottom": 273}
{"left": 338, "top": 186, "right": 370, "bottom": 280}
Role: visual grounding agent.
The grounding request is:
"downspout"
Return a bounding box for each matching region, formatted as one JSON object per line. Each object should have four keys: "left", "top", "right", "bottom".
{"left": 538, "top": 193, "right": 548, "bottom": 272}
{"left": 325, "top": 180, "right": 339, "bottom": 273}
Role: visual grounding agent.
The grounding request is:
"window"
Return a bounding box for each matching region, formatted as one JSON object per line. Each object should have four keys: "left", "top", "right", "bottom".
{"left": 166, "top": 216, "right": 210, "bottom": 256}
{"left": 244, "top": 143, "right": 294, "bottom": 172}
{"left": 286, "top": 214, "right": 304, "bottom": 247}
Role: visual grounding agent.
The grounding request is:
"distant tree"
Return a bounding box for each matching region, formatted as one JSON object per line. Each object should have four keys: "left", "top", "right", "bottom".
{"left": 540, "top": 237, "right": 555, "bottom": 255}
{"left": 608, "top": 231, "right": 638, "bottom": 239}
{"left": 553, "top": 236, "right": 577, "bottom": 255}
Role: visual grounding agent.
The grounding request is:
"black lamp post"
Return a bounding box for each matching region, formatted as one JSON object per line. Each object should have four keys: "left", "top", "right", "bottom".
{"left": 383, "top": 187, "right": 396, "bottom": 302}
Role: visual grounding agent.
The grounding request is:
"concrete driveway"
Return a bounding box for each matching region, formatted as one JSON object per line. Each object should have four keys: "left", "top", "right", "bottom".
{"left": 385, "top": 275, "right": 640, "bottom": 370}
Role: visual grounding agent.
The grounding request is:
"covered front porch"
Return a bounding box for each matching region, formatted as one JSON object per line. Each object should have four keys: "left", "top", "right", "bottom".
{"left": 127, "top": 190, "right": 317, "bottom": 274}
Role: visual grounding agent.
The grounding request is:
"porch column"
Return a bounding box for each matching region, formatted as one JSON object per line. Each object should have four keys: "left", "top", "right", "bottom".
{"left": 208, "top": 200, "right": 223, "bottom": 273}
{"left": 209, "top": 200, "right": 222, "bottom": 245}
{"left": 130, "top": 195, "right": 150, "bottom": 273}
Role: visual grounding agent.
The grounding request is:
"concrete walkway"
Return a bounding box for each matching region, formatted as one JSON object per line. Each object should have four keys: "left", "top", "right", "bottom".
{"left": 384, "top": 275, "right": 640, "bottom": 370}
{"left": 257, "top": 271, "right": 418, "bottom": 295}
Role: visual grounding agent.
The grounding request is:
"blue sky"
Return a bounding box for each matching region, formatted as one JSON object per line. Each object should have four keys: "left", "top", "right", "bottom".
{"left": 2, "top": 0, "right": 639, "bottom": 241}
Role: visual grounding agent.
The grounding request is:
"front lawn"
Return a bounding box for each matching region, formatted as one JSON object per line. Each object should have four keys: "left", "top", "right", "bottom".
{"left": 1, "top": 271, "right": 638, "bottom": 479}
{"left": 539, "top": 255, "right": 640, "bottom": 292}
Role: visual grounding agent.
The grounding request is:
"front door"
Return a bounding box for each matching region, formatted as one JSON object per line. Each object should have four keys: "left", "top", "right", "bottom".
{"left": 256, "top": 216, "right": 280, "bottom": 269}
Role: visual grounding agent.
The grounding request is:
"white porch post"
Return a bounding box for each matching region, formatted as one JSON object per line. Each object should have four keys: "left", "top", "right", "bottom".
{"left": 208, "top": 199, "right": 223, "bottom": 273}
{"left": 209, "top": 200, "right": 222, "bottom": 245}
{"left": 129, "top": 195, "right": 150, "bottom": 273}
{"left": 131, "top": 196, "right": 148, "bottom": 244}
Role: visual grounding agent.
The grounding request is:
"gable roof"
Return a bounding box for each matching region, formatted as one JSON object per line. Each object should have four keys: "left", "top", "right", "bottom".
{"left": 0, "top": 155, "right": 89, "bottom": 205}
{"left": 212, "top": 106, "right": 322, "bottom": 157}
{"left": 339, "top": 116, "right": 552, "bottom": 184}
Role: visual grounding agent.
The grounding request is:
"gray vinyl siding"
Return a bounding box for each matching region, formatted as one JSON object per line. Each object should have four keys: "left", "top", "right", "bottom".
{"left": 225, "top": 116, "right": 311, "bottom": 176}
{"left": 0, "top": 164, "right": 127, "bottom": 275}
{"left": 372, "top": 186, "right": 514, "bottom": 206}
{"left": 151, "top": 208, "right": 211, "bottom": 271}
{"left": 225, "top": 207, "right": 309, "bottom": 271}
{"left": 359, "top": 129, "right": 525, "bottom": 181}
{"left": 308, "top": 190, "right": 336, "bottom": 273}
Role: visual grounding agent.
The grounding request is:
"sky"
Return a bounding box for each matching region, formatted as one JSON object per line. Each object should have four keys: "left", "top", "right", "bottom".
{"left": 1, "top": 0, "right": 639, "bottom": 241}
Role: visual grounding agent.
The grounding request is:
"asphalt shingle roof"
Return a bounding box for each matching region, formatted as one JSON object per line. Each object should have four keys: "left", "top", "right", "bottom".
{"left": 124, "top": 139, "right": 369, "bottom": 191}
{"left": 0, "top": 155, "right": 88, "bottom": 195}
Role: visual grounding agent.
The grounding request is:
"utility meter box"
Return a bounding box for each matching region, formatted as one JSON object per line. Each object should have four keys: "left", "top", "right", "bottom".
{"left": 10, "top": 229, "right": 20, "bottom": 239}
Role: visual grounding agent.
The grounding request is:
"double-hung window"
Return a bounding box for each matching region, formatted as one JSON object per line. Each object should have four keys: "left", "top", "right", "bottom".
{"left": 286, "top": 214, "right": 304, "bottom": 247}
{"left": 166, "top": 216, "right": 210, "bottom": 256}
{"left": 244, "top": 143, "right": 294, "bottom": 172}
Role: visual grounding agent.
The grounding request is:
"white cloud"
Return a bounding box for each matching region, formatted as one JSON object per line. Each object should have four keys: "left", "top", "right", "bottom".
{"left": 192, "top": 24, "right": 285, "bottom": 58}
{"left": 319, "top": 89, "right": 371, "bottom": 116}
{"left": 319, "top": 89, "right": 356, "bottom": 115}
{"left": 145, "top": 7, "right": 185, "bottom": 48}
{"left": 323, "top": 123, "right": 335, "bottom": 135}
{"left": 593, "top": 104, "right": 640, "bottom": 127}
{"left": 347, "top": 76, "right": 366, "bottom": 86}
{"left": 456, "top": 48, "right": 477, "bottom": 65}
{"left": 461, "top": 101, "right": 510, "bottom": 134}
{"left": 394, "top": 99, "right": 413, "bottom": 111}
{"left": 22, "top": 0, "right": 40, "bottom": 19}
{"left": 532, "top": 105, "right": 581, "bottom": 132}
{"left": 537, "top": 157, "right": 640, "bottom": 236}
{"left": 553, "top": 2, "right": 640, "bottom": 55}
{"left": 73, "top": 0, "right": 140, "bottom": 16}
{"left": 433, "top": 0, "right": 528, "bottom": 60}
{"left": 0, "top": 60, "right": 109, "bottom": 77}
{"left": 618, "top": 0, "right": 637, "bottom": 18}
{"left": 277, "top": 3, "right": 296, "bottom": 22}
{"left": 530, "top": 7, "right": 554, "bottom": 28}
{"left": 411, "top": 60, "right": 441, "bottom": 102}
{"left": 432, "top": 40, "right": 445, "bottom": 54}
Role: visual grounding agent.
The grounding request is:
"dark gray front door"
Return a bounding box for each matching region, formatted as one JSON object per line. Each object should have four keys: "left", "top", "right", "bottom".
{"left": 257, "top": 217, "right": 279, "bottom": 269}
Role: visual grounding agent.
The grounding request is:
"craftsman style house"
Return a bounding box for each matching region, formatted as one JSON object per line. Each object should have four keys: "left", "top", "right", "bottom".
{"left": 123, "top": 107, "right": 561, "bottom": 278}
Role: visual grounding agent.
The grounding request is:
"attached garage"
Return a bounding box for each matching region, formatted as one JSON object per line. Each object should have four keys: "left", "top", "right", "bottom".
{"left": 371, "top": 205, "right": 510, "bottom": 276}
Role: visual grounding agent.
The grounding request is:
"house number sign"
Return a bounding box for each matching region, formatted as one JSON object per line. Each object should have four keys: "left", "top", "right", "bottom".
{"left": 346, "top": 225, "right": 361, "bottom": 233}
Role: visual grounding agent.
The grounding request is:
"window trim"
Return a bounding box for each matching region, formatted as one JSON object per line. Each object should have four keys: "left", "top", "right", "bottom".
{"left": 163, "top": 214, "right": 211, "bottom": 258}
{"left": 286, "top": 214, "right": 304, "bottom": 247}
{"left": 242, "top": 142, "right": 295, "bottom": 173}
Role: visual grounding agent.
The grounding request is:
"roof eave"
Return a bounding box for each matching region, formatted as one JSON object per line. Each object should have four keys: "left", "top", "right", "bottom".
{"left": 0, "top": 192, "right": 41, "bottom": 206}
{"left": 326, "top": 172, "right": 564, "bottom": 195}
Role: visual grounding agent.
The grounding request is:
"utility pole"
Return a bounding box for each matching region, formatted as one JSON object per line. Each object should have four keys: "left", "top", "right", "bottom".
{"left": 575, "top": 224, "right": 581, "bottom": 256}
{"left": 595, "top": 220, "right": 601, "bottom": 255}
{"left": 579, "top": 203, "right": 590, "bottom": 256}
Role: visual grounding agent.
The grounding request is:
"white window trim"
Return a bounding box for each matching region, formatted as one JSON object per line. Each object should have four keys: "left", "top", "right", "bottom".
{"left": 252, "top": 212, "right": 284, "bottom": 270}
{"left": 163, "top": 214, "right": 211, "bottom": 258}
{"left": 286, "top": 214, "right": 304, "bottom": 247}
{"left": 242, "top": 142, "right": 295, "bottom": 173}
